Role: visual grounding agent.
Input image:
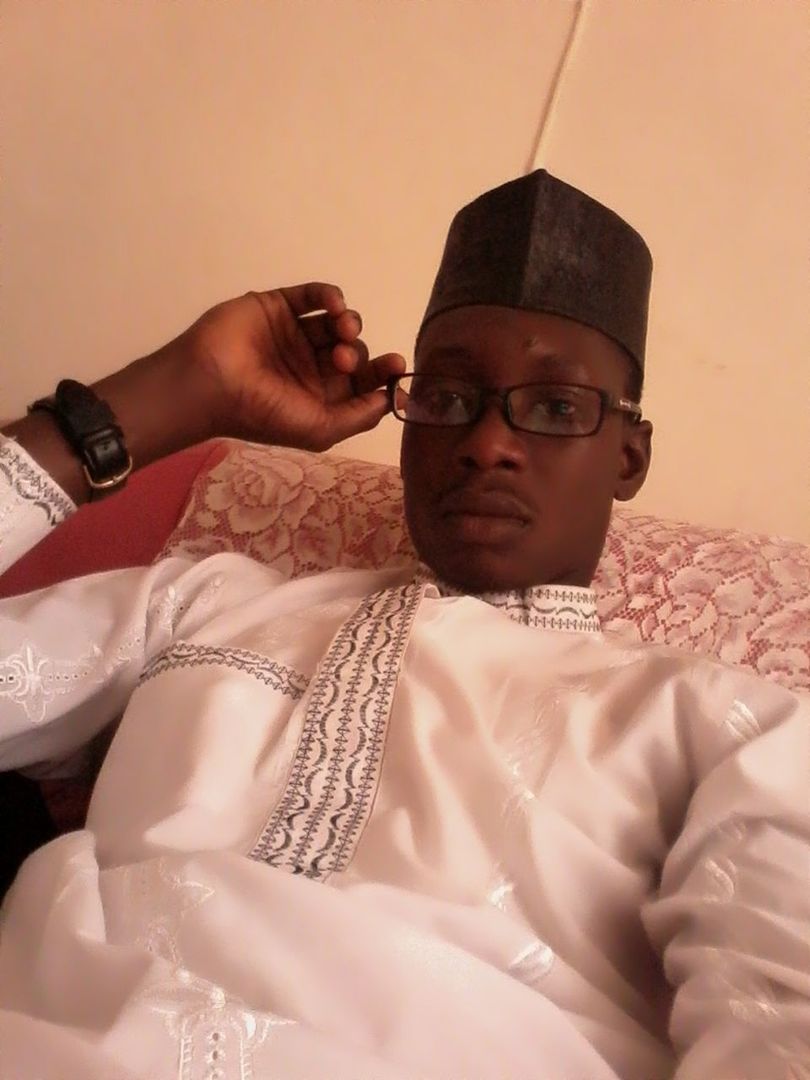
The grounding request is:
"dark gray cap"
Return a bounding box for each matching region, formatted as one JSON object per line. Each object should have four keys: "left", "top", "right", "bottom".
{"left": 419, "top": 169, "right": 652, "bottom": 371}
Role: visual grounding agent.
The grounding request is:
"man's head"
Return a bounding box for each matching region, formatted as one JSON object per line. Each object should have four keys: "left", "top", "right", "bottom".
{"left": 398, "top": 170, "right": 653, "bottom": 592}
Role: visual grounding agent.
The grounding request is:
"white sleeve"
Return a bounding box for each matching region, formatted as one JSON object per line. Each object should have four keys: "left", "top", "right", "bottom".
{"left": 642, "top": 672, "right": 810, "bottom": 1078}
{"left": 0, "top": 436, "right": 268, "bottom": 773}
{"left": 0, "top": 435, "right": 288, "bottom": 778}
{"left": 0, "top": 552, "right": 238, "bottom": 773}
{"left": 0, "top": 434, "right": 76, "bottom": 572}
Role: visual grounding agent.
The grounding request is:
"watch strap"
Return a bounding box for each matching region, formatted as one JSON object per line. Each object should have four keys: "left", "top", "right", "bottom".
{"left": 29, "top": 380, "right": 132, "bottom": 499}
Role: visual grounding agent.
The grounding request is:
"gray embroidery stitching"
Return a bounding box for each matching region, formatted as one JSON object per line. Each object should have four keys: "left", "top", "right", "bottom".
{"left": 416, "top": 567, "right": 601, "bottom": 632}
{"left": 140, "top": 642, "right": 308, "bottom": 701}
{"left": 250, "top": 582, "right": 423, "bottom": 878}
{"left": 0, "top": 438, "right": 74, "bottom": 527}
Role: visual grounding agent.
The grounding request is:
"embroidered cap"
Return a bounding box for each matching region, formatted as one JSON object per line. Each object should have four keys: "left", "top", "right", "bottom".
{"left": 419, "top": 169, "right": 653, "bottom": 371}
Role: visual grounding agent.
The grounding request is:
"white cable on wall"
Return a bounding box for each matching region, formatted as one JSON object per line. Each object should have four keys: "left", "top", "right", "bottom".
{"left": 525, "top": 0, "right": 589, "bottom": 173}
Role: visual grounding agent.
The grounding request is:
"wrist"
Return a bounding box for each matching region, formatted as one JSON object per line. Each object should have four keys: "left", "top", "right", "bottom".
{"left": 29, "top": 381, "right": 132, "bottom": 501}
{"left": 92, "top": 343, "right": 220, "bottom": 466}
{"left": 3, "top": 409, "right": 90, "bottom": 505}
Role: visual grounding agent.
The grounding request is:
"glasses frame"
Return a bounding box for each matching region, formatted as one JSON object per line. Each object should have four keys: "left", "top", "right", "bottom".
{"left": 386, "top": 373, "right": 642, "bottom": 437}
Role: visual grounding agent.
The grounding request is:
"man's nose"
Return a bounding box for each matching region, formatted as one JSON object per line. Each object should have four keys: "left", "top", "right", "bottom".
{"left": 455, "top": 401, "right": 527, "bottom": 471}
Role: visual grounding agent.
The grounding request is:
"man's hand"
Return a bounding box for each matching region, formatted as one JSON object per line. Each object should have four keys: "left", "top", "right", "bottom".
{"left": 3, "top": 282, "right": 406, "bottom": 505}
{"left": 172, "top": 283, "right": 406, "bottom": 452}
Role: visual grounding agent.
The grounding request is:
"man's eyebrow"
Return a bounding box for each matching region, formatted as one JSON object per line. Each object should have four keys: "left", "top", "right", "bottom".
{"left": 538, "top": 361, "right": 592, "bottom": 383}
{"left": 521, "top": 339, "right": 573, "bottom": 367}
{"left": 419, "top": 345, "right": 474, "bottom": 364}
{"left": 420, "top": 343, "right": 580, "bottom": 376}
{"left": 421, "top": 344, "right": 565, "bottom": 361}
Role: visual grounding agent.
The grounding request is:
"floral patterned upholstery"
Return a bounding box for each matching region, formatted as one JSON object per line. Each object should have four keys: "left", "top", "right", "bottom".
{"left": 162, "top": 439, "right": 810, "bottom": 693}
{"left": 11, "top": 436, "right": 807, "bottom": 842}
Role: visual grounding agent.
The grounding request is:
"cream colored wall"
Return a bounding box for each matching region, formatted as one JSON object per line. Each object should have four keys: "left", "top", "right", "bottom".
{"left": 536, "top": 0, "right": 810, "bottom": 541}
{"left": 2, "top": 0, "right": 807, "bottom": 541}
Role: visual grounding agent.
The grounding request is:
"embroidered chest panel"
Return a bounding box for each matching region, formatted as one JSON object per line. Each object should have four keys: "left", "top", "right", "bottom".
{"left": 250, "top": 582, "right": 423, "bottom": 880}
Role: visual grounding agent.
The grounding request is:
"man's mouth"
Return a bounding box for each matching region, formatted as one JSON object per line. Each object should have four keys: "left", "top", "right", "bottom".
{"left": 438, "top": 488, "right": 532, "bottom": 543}
{"left": 440, "top": 488, "right": 532, "bottom": 521}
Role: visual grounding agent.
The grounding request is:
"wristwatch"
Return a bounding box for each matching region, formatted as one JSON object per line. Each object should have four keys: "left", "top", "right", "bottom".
{"left": 29, "top": 379, "right": 133, "bottom": 499}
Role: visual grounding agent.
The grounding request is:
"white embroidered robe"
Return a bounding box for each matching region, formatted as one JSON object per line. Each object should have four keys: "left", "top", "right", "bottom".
{"left": 0, "top": 436, "right": 808, "bottom": 1080}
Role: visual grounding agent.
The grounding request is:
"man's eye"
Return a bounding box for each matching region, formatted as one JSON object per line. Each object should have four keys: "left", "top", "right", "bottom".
{"left": 431, "top": 391, "right": 463, "bottom": 411}
{"left": 416, "top": 388, "right": 469, "bottom": 419}
{"left": 527, "top": 395, "right": 579, "bottom": 421}
{"left": 547, "top": 398, "right": 577, "bottom": 417}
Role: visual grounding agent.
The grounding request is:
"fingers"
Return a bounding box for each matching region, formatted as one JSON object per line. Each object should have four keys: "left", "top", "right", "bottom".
{"left": 256, "top": 282, "right": 365, "bottom": 357}
{"left": 250, "top": 284, "right": 352, "bottom": 359}
{"left": 324, "top": 389, "right": 392, "bottom": 447}
{"left": 335, "top": 351, "right": 408, "bottom": 439}
{"left": 251, "top": 282, "right": 405, "bottom": 393}
{"left": 299, "top": 309, "right": 363, "bottom": 350}
{"left": 277, "top": 282, "right": 347, "bottom": 319}
{"left": 351, "top": 352, "right": 407, "bottom": 395}
{"left": 331, "top": 337, "right": 369, "bottom": 375}
{"left": 298, "top": 306, "right": 368, "bottom": 376}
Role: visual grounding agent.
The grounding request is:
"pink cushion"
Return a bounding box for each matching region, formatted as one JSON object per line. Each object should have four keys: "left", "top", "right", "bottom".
{"left": 162, "top": 440, "right": 810, "bottom": 693}
{"left": 0, "top": 442, "right": 226, "bottom": 600}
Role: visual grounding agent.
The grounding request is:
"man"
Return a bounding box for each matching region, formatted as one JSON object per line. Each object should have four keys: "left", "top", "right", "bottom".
{"left": 0, "top": 171, "right": 807, "bottom": 1078}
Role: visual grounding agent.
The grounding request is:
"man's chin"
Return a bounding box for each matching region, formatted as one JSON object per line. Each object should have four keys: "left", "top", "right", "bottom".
{"left": 407, "top": 513, "right": 600, "bottom": 592}
{"left": 419, "top": 548, "right": 550, "bottom": 594}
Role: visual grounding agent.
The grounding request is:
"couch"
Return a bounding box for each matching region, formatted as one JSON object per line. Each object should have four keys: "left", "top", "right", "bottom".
{"left": 1, "top": 438, "right": 808, "bottom": 891}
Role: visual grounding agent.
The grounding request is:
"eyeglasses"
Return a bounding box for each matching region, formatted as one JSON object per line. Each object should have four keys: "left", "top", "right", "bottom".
{"left": 387, "top": 374, "right": 641, "bottom": 437}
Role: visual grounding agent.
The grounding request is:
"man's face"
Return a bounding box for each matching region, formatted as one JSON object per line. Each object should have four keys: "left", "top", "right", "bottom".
{"left": 400, "top": 306, "right": 652, "bottom": 591}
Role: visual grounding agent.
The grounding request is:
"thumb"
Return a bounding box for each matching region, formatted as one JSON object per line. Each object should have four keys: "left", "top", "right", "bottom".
{"left": 323, "top": 388, "right": 391, "bottom": 447}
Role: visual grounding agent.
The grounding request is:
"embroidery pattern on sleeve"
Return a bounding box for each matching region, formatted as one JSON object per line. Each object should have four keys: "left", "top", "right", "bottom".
{"left": 250, "top": 581, "right": 424, "bottom": 879}
{"left": 147, "top": 576, "right": 227, "bottom": 636}
{"left": 140, "top": 642, "right": 309, "bottom": 701}
{"left": 0, "top": 437, "right": 74, "bottom": 531}
{"left": 0, "top": 641, "right": 104, "bottom": 723}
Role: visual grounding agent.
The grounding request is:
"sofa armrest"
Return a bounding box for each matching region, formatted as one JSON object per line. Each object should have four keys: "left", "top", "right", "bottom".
{"left": 0, "top": 441, "right": 226, "bottom": 599}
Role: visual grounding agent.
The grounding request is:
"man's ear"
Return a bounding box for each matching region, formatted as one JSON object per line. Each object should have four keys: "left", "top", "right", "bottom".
{"left": 614, "top": 419, "right": 653, "bottom": 501}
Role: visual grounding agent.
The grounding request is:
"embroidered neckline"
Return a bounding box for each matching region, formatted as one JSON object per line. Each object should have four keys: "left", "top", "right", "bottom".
{"left": 414, "top": 565, "right": 601, "bottom": 634}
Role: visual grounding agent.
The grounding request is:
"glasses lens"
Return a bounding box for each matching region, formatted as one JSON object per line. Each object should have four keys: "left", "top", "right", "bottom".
{"left": 392, "top": 375, "right": 478, "bottom": 426}
{"left": 509, "top": 384, "right": 602, "bottom": 436}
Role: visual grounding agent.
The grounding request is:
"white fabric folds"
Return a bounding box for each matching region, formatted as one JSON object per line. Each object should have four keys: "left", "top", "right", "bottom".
{"left": 0, "top": 439, "right": 808, "bottom": 1079}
